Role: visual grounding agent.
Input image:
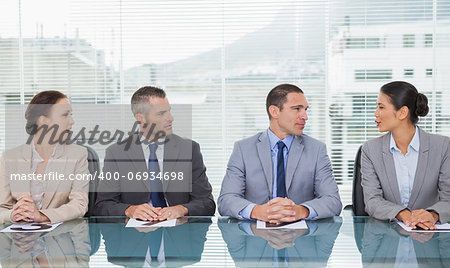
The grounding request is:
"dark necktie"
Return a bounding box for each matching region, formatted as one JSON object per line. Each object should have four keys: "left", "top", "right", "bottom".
{"left": 149, "top": 143, "right": 167, "bottom": 207}
{"left": 276, "top": 141, "right": 287, "bottom": 198}
{"left": 149, "top": 228, "right": 164, "bottom": 264}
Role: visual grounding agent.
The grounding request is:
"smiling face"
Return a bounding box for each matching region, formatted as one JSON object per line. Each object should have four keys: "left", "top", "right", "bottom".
{"left": 137, "top": 96, "right": 174, "bottom": 140}
{"left": 374, "top": 92, "right": 402, "bottom": 133}
{"left": 269, "top": 92, "right": 308, "bottom": 138}
{"left": 39, "top": 98, "right": 74, "bottom": 139}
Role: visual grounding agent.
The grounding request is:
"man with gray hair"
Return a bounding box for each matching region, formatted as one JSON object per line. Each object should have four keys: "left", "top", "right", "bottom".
{"left": 95, "top": 86, "right": 215, "bottom": 220}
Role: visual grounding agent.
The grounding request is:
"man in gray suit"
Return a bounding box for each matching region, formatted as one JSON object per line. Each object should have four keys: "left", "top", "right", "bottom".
{"left": 218, "top": 84, "right": 341, "bottom": 223}
{"left": 95, "top": 86, "right": 215, "bottom": 220}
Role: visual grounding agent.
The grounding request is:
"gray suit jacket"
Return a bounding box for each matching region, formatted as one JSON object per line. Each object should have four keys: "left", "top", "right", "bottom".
{"left": 361, "top": 127, "right": 450, "bottom": 222}
{"left": 358, "top": 218, "right": 450, "bottom": 267}
{"left": 218, "top": 131, "right": 342, "bottom": 219}
{"left": 218, "top": 219, "right": 341, "bottom": 267}
{"left": 94, "top": 133, "right": 215, "bottom": 216}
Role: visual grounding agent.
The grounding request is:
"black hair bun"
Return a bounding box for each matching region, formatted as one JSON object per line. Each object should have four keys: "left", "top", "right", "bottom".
{"left": 415, "top": 93, "right": 429, "bottom": 117}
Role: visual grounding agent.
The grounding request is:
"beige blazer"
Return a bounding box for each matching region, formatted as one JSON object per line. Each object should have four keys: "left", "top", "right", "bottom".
{"left": 0, "top": 143, "right": 89, "bottom": 223}
{"left": 0, "top": 219, "right": 90, "bottom": 267}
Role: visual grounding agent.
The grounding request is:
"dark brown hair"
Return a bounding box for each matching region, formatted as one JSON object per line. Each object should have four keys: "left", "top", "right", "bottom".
{"left": 25, "top": 90, "right": 67, "bottom": 135}
{"left": 266, "top": 84, "right": 304, "bottom": 119}
{"left": 380, "top": 81, "right": 429, "bottom": 125}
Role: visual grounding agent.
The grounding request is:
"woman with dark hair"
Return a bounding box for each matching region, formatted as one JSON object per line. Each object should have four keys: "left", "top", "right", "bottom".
{"left": 361, "top": 81, "right": 450, "bottom": 229}
{"left": 0, "top": 90, "right": 89, "bottom": 224}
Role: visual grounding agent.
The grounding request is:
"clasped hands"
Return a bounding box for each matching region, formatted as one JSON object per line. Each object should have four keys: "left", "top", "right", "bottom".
{"left": 251, "top": 223, "right": 308, "bottom": 249}
{"left": 250, "top": 197, "right": 309, "bottom": 223}
{"left": 397, "top": 209, "right": 439, "bottom": 230}
{"left": 10, "top": 195, "right": 49, "bottom": 223}
{"left": 125, "top": 203, "right": 188, "bottom": 221}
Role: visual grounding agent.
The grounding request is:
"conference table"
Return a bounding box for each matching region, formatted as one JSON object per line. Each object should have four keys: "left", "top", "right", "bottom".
{"left": 1, "top": 215, "right": 450, "bottom": 267}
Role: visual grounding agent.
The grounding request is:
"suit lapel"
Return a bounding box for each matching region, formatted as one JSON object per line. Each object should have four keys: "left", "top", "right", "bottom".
{"left": 382, "top": 133, "right": 402, "bottom": 204}
{"left": 125, "top": 134, "right": 151, "bottom": 193}
{"left": 13, "top": 144, "right": 33, "bottom": 194}
{"left": 256, "top": 132, "right": 273, "bottom": 197}
{"left": 286, "top": 136, "right": 304, "bottom": 193}
{"left": 41, "top": 144, "right": 66, "bottom": 209}
{"left": 163, "top": 135, "right": 181, "bottom": 193}
{"left": 408, "top": 128, "right": 429, "bottom": 208}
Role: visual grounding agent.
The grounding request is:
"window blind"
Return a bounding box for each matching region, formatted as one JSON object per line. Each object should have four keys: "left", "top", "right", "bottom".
{"left": 1, "top": 0, "right": 449, "bottom": 266}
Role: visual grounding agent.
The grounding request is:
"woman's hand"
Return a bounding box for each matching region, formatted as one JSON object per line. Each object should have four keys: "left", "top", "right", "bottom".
{"left": 405, "top": 209, "right": 439, "bottom": 230}
{"left": 10, "top": 196, "right": 34, "bottom": 222}
{"left": 10, "top": 195, "right": 50, "bottom": 223}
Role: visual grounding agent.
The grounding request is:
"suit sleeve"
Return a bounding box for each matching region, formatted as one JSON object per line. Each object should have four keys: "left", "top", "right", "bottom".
{"left": 180, "top": 141, "right": 216, "bottom": 216}
{"left": 217, "top": 141, "right": 254, "bottom": 219}
{"left": 302, "top": 143, "right": 342, "bottom": 219}
{"left": 0, "top": 153, "right": 14, "bottom": 224}
{"left": 427, "top": 137, "right": 450, "bottom": 223}
{"left": 40, "top": 148, "right": 90, "bottom": 223}
{"left": 360, "top": 143, "right": 405, "bottom": 220}
{"left": 94, "top": 147, "right": 131, "bottom": 216}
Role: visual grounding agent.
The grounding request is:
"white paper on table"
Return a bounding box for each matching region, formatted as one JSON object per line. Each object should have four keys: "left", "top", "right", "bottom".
{"left": 256, "top": 220, "right": 308, "bottom": 230}
{"left": 125, "top": 218, "right": 177, "bottom": 228}
{"left": 0, "top": 222, "right": 62, "bottom": 233}
{"left": 397, "top": 221, "right": 450, "bottom": 232}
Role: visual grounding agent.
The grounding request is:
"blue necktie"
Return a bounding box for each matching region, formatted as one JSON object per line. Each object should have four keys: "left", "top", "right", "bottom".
{"left": 149, "top": 228, "right": 163, "bottom": 261}
{"left": 148, "top": 143, "right": 167, "bottom": 208}
{"left": 274, "top": 248, "right": 287, "bottom": 265}
{"left": 276, "top": 141, "right": 287, "bottom": 198}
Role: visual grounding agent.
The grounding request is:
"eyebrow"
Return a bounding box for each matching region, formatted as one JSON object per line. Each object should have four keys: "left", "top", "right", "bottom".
{"left": 377, "top": 103, "right": 384, "bottom": 106}
{"left": 290, "top": 105, "right": 309, "bottom": 109}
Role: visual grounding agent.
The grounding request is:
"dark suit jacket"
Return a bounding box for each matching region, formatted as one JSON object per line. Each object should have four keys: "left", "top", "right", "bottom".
{"left": 100, "top": 219, "right": 211, "bottom": 267}
{"left": 94, "top": 133, "right": 215, "bottom": 216}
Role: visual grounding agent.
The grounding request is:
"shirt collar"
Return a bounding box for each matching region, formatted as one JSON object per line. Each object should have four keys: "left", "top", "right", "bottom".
{"left": 389, "top": 126, "right": 420, "bottom": 153}
{"left": 267, "top": 128, "right": 294, "bottom": 151}
{"left": 31, "top": 140, "right": 57, "bottom": 162}
{"left": 140, "top": 134, "right": 166, "bottom": 150}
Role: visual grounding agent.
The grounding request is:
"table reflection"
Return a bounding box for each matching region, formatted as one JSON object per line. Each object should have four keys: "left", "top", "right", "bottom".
{"left": 219, "top": 218, "right": 342, "bottom": 267}
{"left": 354, "top": 217, "right": 450, "bottom": 267}
{"left": 100, "top": 217, "right": 211, "bottom": 267}
{"left": 0, "top": 219, "right": 90, "bottom": 267}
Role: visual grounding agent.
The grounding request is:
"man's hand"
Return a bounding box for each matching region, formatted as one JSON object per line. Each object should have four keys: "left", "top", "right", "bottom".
{"left": 251, "top": 223, "right": 308, "bottom": 249}
{"left": 251, "top": 198, "right": 310, "bottom": 223}
{"left": 125, "top": 204, "right": 162, "bottom": 221}
{"left": 267, "top": 198, "right": 296, "bottom": 223}
{"left": 250, "top": 203, "right": 270, "bottom": 222}
{"left": 158, "top": 205, "right": 188, "bottom": 221}
{"left": 292, "top": 205, "right": 310, "bottom": 221}
{"left": 135, "top": 226, "right": 160, "bottom": 233}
